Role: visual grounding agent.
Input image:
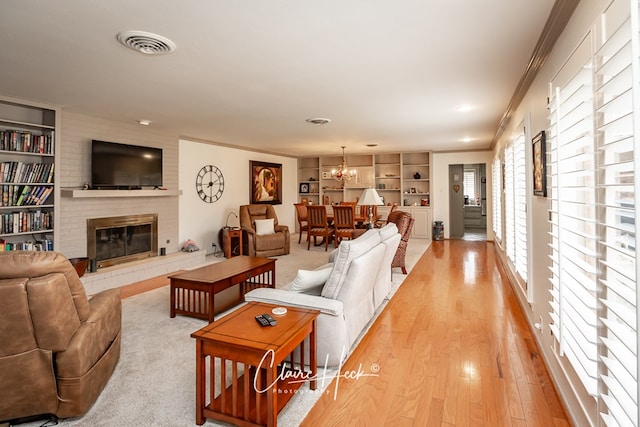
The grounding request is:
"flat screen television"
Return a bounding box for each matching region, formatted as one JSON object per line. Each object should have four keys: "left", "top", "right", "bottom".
{"left": 91, "top": 140, "right": 163, "bottom": 189}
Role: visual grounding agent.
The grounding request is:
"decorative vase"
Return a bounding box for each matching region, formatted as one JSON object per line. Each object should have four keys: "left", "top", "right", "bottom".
{"left": 413, "top": 172, "right": 421, "bottom": 179}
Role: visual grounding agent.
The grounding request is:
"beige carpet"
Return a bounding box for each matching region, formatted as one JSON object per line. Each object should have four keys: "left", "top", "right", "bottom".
{"left": 15, "top": 234, "right": 429, "bottom": 427}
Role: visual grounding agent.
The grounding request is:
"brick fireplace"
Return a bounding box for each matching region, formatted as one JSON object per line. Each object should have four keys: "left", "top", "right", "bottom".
{"left": 87, "top": 213, "right": 158, "bottom": 269}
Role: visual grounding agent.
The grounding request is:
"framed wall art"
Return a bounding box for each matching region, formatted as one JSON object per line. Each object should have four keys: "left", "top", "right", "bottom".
{"left": 250, "top": 161, "right": 282, "bottom": 204}
{"left": 532, "top": 130, "right": 547, "bottom": 197}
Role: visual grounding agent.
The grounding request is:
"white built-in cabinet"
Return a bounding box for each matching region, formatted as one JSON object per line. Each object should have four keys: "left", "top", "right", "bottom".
{"left": 297, "top": 151, "right": 432, "bottom": 239}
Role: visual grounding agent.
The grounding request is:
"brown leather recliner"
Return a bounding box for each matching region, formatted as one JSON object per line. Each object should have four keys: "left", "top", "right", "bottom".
{"left": 239, "top": 204, "right": 290, "bottom": 257}
{"left": 0, "top": 251, "right": 121, "bottom": 422}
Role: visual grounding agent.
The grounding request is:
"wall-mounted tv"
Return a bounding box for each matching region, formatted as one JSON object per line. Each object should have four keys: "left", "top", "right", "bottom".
{"left": 91, "top": 140, "right": 163, "bottom": 189}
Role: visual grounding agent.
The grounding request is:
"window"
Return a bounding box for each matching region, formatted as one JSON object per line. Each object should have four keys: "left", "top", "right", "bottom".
{"left": 548, "top": 44, "right": 598, "bottom": 396}
{"left": 492, "top": 157, "right": 502, "bottom": 241}
{"left": 503, "top": 127, "right": 529, "bottom": 294}
{"left": 548, "top": 1, "right": 638, "bottom": 424}
{"left": 513, "top": 131, "right": 528, "bottom": 282}
{"left": 594, "top": 2, "right": 637, "bottom": 424}
{"left": 463, "top": 170, "right": 476, "bottom": 201}
{"left": 504, "top": 144, "right": 515, "bottom": 262}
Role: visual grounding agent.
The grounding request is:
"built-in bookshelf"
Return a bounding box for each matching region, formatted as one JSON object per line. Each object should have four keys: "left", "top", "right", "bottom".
{"left": 0, "top": 97, "right": 58, "bottom": 251}
{"left": 298, "top": 151, "right": 431, "bottom": 207}
{"left": 297, "top": 157, "right": 320, "bottom": 205}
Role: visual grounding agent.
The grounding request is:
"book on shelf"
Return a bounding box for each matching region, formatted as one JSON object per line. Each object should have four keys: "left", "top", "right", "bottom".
{"left": 15, "top": 185, "right": 30, "bottom": 206}
{"left": 0, "top": 210, "right": 52, "bottom": 234}
{"left": 1, "top": 184, "right": 52, "bottom": 207}
{"left": 0, "top": 239, "right": 53, "bottom": 252}
{"left": 1, "top": 130, "right": 54, "bottom": 155}
{"left": 0, "top": 161, "right": 54, "bottom": 184}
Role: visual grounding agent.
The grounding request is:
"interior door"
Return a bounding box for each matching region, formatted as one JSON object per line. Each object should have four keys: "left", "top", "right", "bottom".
{"left": 449, "top": 164, "right": 465, "bottom": 238}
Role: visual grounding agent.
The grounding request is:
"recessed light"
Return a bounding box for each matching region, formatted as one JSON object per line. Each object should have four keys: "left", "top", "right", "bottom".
{"left": 455, "top": 104, "right": 474, "bottom": 112}
{"left": 306, "top": 118, "right": 331, "bottom": 125}
{"left": 138, "top": 120, "right": 151, "bottom": 126}
{"left": 461, "top": 137, "right": 473, "bottom": 143}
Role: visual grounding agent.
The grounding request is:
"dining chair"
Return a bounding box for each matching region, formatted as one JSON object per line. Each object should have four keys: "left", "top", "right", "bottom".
{"left": 307, "top": 205, "right": 334, "bottom": 251}
{"left": 332, "top": 205, "right": 356, "bottom": 247}
{"left": 294, "top": 202, "right": 309, "bottom": 244}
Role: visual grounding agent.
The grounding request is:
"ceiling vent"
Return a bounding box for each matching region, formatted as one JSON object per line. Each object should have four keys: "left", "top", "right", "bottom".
{"left": 306, "top": 118, "right": 331, "bottom": 125}
{"left": 116, "top": 31, "right": 176, "bottom": 55}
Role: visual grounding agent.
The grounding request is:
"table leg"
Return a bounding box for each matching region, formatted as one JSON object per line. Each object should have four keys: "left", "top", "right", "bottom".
{"left": 208, "top": 291, "right": 215, "bottom": 323}
{"left": 195, "top": 339, "right": 205, "bottom": 425}
{"left": 266, "top": 365, "right": 277, "bottom": 427}
{"left": 310, "top": 319, "right": 317, "bottom": 391}
{"left": 169, "top": 283, "right": 176, "bottom": 318}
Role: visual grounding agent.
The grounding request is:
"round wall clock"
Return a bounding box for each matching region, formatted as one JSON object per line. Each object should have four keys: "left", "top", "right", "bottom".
{"left": 196, "top": 165, "right": 224, "bottom": 203}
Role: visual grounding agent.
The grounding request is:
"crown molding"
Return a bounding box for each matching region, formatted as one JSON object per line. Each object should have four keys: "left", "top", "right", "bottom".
{"left": 490, "top": 0, "right": 580, "bottom": 149}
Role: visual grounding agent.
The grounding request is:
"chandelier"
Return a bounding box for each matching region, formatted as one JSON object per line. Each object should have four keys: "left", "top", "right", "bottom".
{"left": 331, "top": 146, "right": 357, "bottom": 183}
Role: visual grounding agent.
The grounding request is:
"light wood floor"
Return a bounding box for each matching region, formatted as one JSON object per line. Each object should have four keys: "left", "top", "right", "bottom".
{"left": 301, "top": 240, "right": 571, "bottom": 426}
{"left": 117, "top": 240, "right": 570, "bottom": 426}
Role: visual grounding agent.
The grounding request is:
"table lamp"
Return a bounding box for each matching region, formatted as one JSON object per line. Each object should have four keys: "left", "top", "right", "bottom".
{"left": 357, "top": 188, "right": 384, "bottom": 229}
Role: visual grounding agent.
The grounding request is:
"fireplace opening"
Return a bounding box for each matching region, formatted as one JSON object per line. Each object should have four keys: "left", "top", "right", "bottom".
{"left": 87, "top": 214, "right": 158, "bottom": 269}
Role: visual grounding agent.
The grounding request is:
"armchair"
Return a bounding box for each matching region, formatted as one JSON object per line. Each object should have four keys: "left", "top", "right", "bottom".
{"left": 240, "top": 204, "right": 290, "bottom": 257}
{"left": 0, "top": 251, "right": 121, "bottom": 423}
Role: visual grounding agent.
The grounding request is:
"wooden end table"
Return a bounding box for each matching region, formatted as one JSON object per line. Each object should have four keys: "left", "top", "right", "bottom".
{"left": 191, "top": 302, "right": 319, "bottom": 427}
{"left": 169, "top": 256, "right": 275, "bottom": 323}
{"left": 222, "top": 227, "right": 243, "bottom": 258}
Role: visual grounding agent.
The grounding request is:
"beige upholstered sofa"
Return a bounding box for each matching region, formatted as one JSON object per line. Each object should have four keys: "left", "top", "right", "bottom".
{"left": 245, "top": 223, "right": 401, "bottom": 366}
{"left": 0, "top": 251, "right": 121, "bottom": 423}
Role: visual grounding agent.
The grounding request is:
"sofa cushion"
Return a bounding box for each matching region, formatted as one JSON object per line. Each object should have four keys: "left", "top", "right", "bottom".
{"left": 288, "top": 265, "right": 333, "bottom": 294}
{"left": 0, "top": 278, "right": 37, "bottom": 356}
{"left": 321, "top": 229, "right": 381, "bottom": 299}
{"left": 379, "top": 222, "right": 398, "bottom": 241}
{"left": 28, "top": 273, "right": 81, "bottom": 352}
{"left": 254, "top": 232, "right": 285, "bottom": 251}
{"left": 255, "top": 218, "right": 275, "bottom": 235}
{"left": 0, "top": 251, "right": 91, "bottom": 321}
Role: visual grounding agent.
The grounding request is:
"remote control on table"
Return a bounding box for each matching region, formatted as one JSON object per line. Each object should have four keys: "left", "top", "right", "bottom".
{"left": 255, "top": 315, "right": 270, "bottom": 327}
{"left": 262, "top": 313, "right": 277, "bottom": 326}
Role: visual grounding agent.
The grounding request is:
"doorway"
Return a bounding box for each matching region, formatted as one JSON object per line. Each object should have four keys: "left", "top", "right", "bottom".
{"left": 449, "top": 163, "right": 487, "bottom": 240}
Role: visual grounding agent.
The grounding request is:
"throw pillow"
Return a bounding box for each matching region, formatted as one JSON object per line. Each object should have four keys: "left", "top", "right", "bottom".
{"left": 321, "top": 230, "right": 381, "bottom": 299}
{"left": 255, "top": 218, "right": 275, "bottom": 235}
{"left": 288, "top": 266, "right": 333, "bottom": 293}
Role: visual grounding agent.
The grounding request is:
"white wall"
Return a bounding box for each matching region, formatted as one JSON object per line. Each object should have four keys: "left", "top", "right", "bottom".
{"left": 432, "top": 151, "right": 494, "bottom": 240}
{"left": 179, "top": 139, "right": 297, "bottom": 254}
{"left": 492, "top": 1, "right": 611, "bottom": 425}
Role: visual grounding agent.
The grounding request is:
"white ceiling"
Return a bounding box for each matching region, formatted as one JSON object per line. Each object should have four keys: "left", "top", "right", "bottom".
{"left": 0, "top": 0, "right": 556, "bottom": 157}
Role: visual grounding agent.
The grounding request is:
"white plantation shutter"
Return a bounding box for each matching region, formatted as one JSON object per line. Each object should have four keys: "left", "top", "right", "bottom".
{"left": 514, "top": 131, "right": 528, "bottom": 282}
{"left": 548, "top": 1, "right": 639, "bottom": 424}
{"left": 492, "top": 157, "right": 502, "bottom": 241}
{"left": 548, "top": 36, "right": 598, "bottom": 396}
{"left": 504, "top": 143, "right": 515, "bottom": 262}
{"left": 595, "top": 1, "right": 638, "bottom": 425}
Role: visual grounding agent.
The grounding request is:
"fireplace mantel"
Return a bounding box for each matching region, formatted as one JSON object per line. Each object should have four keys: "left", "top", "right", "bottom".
{"left": 61, "top": 188, "right": 180, "bottom": 198}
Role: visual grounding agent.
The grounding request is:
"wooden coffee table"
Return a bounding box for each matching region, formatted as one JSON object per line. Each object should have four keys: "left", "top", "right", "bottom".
{"left": 169, "top": 256, "right": 276, "bottom": 323}
{"left": 191, "top": 302, "right": 319, "bottom": 426}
